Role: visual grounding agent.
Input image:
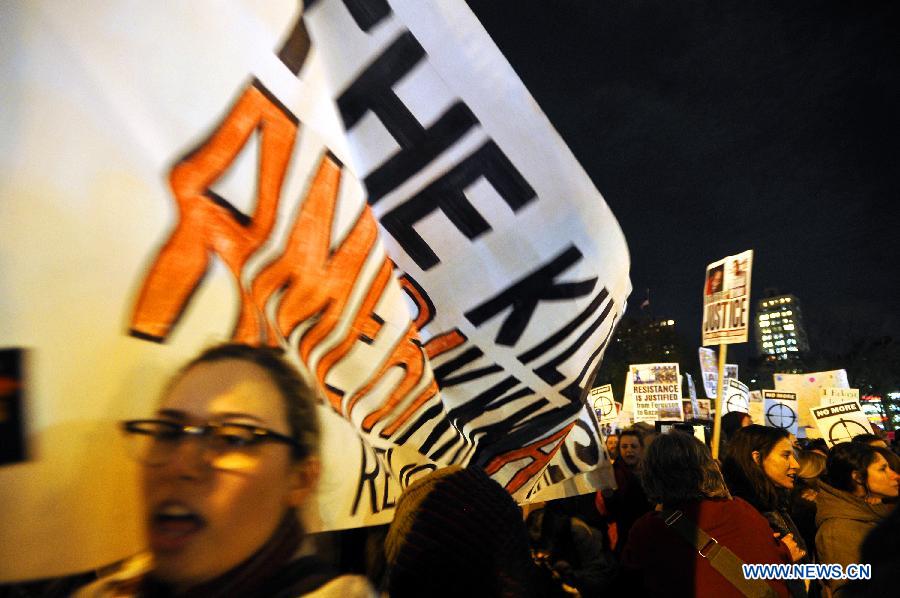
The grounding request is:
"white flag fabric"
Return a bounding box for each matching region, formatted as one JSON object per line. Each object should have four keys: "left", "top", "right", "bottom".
{"left": 0, "top": 0, "right": 630, "bottom": 580}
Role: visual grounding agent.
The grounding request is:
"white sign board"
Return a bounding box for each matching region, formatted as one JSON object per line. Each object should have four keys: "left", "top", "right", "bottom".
{"left": 724, "top": 378, "right": 750, "bottom": 414}
{"left": 630, "top": 363, "right": 683, "bottom": 422}
{"left": 702, "top": 250, "right": 753, "bottom": 345}
{"left": 748, "top": 390, "right": 764, "bottom": 425}
{"left": 811, "top": 401, "right": 873, "bottom": 447}
{"left": 699, "top": 347, "right": 718, "bottom": 398}
{"left": 775, "top": 370, "right": 850, "bottom": 430}
{"left": 763, "top": 391, "right": 799, "bottom": 435}
{"left": 590, "top": 384, "right": 618, "bottom": 424}
{"left": 821, "top": 387, "right": 860, "bottom": 407}
{"left": 0, "top": 0, "right": 632, "bottom": 580}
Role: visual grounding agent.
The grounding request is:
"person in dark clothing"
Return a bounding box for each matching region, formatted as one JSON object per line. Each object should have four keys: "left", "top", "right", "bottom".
{"left": 621, "top": 431, "right": 792, "bottom": 597}
{"left": 842, "top": 493, "right": 900, "bottom": 596}
{"left": 600, "top": 428, "right": 652, "bottom": 553}
{"left": 383, "top": 466, "right": 570, "bottom": 598}
{"left": 816, "top": 442, "right": 897, "bottom": 597}
{"left": 527, "top": 501, "right": 618, "bottom": 596}
{"left": 721, "top": 425, "right": 809, "bottom": 597}
{"left": 718, "top": 411, "right": 751, "bottom": 457}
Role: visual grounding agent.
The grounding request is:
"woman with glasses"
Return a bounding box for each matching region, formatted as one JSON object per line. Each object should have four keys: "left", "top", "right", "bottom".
{"left": 77, "top": 343, "right": 374, "bottom": 597}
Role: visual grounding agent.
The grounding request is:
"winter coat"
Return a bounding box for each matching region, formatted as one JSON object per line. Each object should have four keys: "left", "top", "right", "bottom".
{"left": 815, "top": 481, "right": 894, "bottom": 597}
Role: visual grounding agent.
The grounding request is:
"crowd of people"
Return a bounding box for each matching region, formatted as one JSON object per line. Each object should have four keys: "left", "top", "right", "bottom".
{"left": 10, "top": 343, "right": 896, "bottom": 597}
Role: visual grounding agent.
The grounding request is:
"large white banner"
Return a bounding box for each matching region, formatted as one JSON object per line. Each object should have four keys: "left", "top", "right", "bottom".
{"left": 0, "top": 0, "right": 630, "bottom": 580}
{"left": 701, "top": 250, "right": 753, "bottom": 345}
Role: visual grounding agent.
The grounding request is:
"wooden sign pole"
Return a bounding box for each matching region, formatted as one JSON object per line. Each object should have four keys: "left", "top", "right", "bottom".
{"left": 711, "top": 343, "right": 728, "bottom": 459}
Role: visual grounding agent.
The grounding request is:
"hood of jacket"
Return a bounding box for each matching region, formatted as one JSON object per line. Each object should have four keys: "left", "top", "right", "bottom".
{"left": 815, "top": 481, "right": 893, "bottom": 528}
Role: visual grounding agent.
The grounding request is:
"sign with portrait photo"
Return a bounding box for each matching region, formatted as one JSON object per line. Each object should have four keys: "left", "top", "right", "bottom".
{"left": 701, "top": 250, "right": 753, "bottom": 345}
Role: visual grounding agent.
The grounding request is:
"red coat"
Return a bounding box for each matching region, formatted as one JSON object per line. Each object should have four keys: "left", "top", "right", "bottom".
{"left": 621, "top": 497, "right": 792, "bottom": 597}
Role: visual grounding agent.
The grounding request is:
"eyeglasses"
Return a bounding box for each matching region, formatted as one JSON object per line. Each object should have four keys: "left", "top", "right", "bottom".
{"left": 120, "top": 419, "right": 302, "bottom": 469}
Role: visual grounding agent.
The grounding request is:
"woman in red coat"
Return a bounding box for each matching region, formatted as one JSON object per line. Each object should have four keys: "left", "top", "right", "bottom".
{"left": 621, "top": 431, "right": 792, "bottom": 597}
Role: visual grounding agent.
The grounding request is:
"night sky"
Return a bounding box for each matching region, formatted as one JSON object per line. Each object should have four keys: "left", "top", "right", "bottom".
{"left": 466, "top": 0, "right": 899, "bottom": 367}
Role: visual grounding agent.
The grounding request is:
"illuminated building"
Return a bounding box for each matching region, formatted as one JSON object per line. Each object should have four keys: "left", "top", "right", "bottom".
{"left": 756, "top": 294, "right": 809, "bottom": 364}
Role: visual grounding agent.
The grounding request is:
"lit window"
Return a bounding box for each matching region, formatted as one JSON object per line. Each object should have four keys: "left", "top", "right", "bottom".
{"left": 788, "top": 347, "right": 797, "bottom": 351}
{"left": 760, "top": 314, "right": 769, "bottom": 321}
{"left": 760, "top": 322, "right": 770, "bottom": 328}
{"left": 783, "top": 324, "right": 795, "bottom": 331}
{"left": 668, "top": 320, "right": 674, "bottom": 325}
{"left": 783, "top": 310, "right": 792, "bottom": 316}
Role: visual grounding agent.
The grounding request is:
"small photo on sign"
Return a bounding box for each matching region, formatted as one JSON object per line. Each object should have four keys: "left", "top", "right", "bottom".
{"left": 705, "top": 264, "right": 724, "bottom": 296}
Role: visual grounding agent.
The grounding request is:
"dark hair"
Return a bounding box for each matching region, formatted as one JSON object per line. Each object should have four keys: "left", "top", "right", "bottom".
{"left": 174, "top": 343, "right": 320, "bottom": 460}
{"left": 640, "top": 431, "right": 730, "bottom": 507}
{"left": 619, "top": 428, "right": 644, "bottom": 447}
{"left": 802, "top": 438, "right": 829, "bottom": 455}
{"left": 825, "top": 442, "right": 879, "bottom": 493}
{"left": 721, "top": 425, "right": 790, "bottom": 511}
{"left": 721, "top": 411, "right": 750, "bottom": 439}
{"left": 852, "top": 433, "right": 882, "bottom": 445}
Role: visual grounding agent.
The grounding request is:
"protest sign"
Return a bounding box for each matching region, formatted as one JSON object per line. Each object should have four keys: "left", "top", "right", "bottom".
{"left": 630, "top": 363, "right": 683, "bottom": 422}
{"left": 775, "top": 370, "right": 850, "bottom": 430}
{"left": 695, "top": 399, "right": 712, "bottom": 420}
{"left": 685, "top": 372, "right": 697, "bottom": 400}
{"left": 590, "top": 384, "right": 618, "bottom": 425}
{"left": 725, "top": 364, "right": 739, "bottom": 382}
{"left": 763, "top": 391, "right": 799, "bottom": 435}
{"left": 821, "top": 387, "right": 860, "bottom": 407}
{"left": 748, "top": 390, "right": 764, "bottom": 425}
{"left": 701, "top": 250, "right": 753, "bottom": 345}
{"left": 682, "top": 400, "right": 694, "bottom": 419}
{"left": 0, "top": 0, "right": 631, "bottom": 579}
{"left": 811, "top": 401, "right": 873, "bottom": 447}
{"left": 724, "top": 378, "right": 750, "bottom": 414}
{"left": 699, "top": 347, "right": 719, "bottom": 398}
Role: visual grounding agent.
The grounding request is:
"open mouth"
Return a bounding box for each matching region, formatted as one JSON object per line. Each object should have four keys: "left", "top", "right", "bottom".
{"left": 149, "top": 503, "right": 206, "bottom": 552}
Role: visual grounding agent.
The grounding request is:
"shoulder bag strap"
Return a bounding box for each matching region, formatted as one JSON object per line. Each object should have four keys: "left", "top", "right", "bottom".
{"left": 660, "top": 509, "right": 779, "bottom": 598}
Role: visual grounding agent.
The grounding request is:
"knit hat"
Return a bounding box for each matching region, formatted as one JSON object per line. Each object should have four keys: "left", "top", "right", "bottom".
{"left": 384, "top": 465, "right": 543, "bottom": 597}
